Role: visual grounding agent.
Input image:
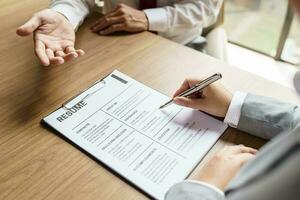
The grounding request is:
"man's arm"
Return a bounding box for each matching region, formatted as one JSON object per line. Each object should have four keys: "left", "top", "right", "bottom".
{"left": 165, "top": 180, "right": 225, "bottom": 200}
{"left": 144, "top": 0, "right": 223, "bottom": 35}
{"left": 173, "top": 78, "right": 300, "bottom": 140}
{"left": 234, "top": 93, "right": 300, "bottom": 139}
{"left": 165, "top": 146, "right": 257, "bottom": 200}
{"left": 50, "top": 0, "right": 95, "bottom": 31}
{"left": 16, "top": 0, "right": 94, "bottom": 66}
{"left": 90, "top": 0, "right": 223, "bottom": 41}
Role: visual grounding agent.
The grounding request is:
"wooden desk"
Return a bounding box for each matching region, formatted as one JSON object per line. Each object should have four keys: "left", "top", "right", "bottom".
{"left": 1, "top": 1, "right": 300, "bottom": 200}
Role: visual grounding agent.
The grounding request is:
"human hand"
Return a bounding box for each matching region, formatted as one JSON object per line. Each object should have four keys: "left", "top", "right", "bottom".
{"left": 16, "top": 9, "right": 84, "bottom": 66}
{"left": 90, "top": 4, "right": 149, "bottom": 35}
{"left": 173, "top": 78, "right": 233, "bottom": 118}
{"left": 194, "top": 145, "right": 257, "bottom": 190}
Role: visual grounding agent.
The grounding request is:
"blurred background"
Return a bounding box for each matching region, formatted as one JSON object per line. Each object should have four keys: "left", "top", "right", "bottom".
{"left": 223, "top": 0, "right": 300, "bottom": 88}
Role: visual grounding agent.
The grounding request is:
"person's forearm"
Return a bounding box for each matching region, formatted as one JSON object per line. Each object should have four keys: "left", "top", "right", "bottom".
{"left": 238, "top": 93, "right": 300, "bottom": 139}
{"left": 50, "top": 0, "right": 95, "bottom": 31}
{"left": 165, "top": 180, "right": 225, "bottom": 200}
{"left": 226, "top": 93, "right": 300, "bottom": 140}
{"left": 144, "top": 0, "right": 223, "bottom": 34}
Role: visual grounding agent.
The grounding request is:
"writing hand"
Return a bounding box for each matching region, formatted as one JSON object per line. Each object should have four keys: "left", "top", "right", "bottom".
{"left": 173, "top": 78, "right": 233, "bottom": 118}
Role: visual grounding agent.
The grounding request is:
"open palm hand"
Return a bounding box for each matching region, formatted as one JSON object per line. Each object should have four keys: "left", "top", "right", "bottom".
{"left": 17, "top": 9, "right": 84, "bottom": 66}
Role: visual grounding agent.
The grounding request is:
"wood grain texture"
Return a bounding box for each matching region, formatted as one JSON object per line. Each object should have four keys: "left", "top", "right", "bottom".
{"left": 1, "top": 1, "right": 300, "bottom": 200}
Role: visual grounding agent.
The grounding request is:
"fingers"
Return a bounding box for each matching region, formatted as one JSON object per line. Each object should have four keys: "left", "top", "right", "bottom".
{"left": 173, "top": 96, "right": 204, "bottom": 110}
{"left": 64, "top": 46, "right": 84, "bottom": 62}
{"left": 234, "top": 145, "right": 258, "bottom": 155}
{"left": 16, "top": 14, "right": 41, "bottom": 36}
{"left": 64, "top": 46, "right": 78, "bottom": 61}
{"left": 46, "top": 48, "right": 64, "bottom": 65}
{"left": 173, "top": 78, "right": 200, "bottom": 98}
{"left": 90, "top": 4, "right": 132, "bottom": 35}
{"left": 91, "top": 16, "right": 125, "bottom": 33}
{"left": 46, "top": 48, "right": 54, "bottom": 60}
{"left": 237, "top": 153, "right": 256, "bottom": 164}
{"left": 35, "top": 40, "right": 49, "bottom": 66}
{"left": 53, "top": 47, "right": 85, "bottom": 64}
{"left": 240, "top": 146, "right": 258, "bottom": 155}
{"left": 54, "top": 50, "right": 65, "bottom": 57}
{"left": 99, "top": 24, "right": 126, "bottom": 35}
{"left": 173, "top": 79, "right": 191, "bottom": 98}
{"left": 75, "top": 49, "right": 85, "bottom": 56}
{"left": 90, "top": 6, "right": 124, "bottom": 31}
{"left": 218, "top": 145, "right": 257, "bottom": 167}
{"left": 35, "top": 40, "right": 64, "bottom": 66}
{"left": 90, "top": 9, "right": 120, "bottom": 29}
{"left": 225, "top": 145, "right": 258, "bottom": 155}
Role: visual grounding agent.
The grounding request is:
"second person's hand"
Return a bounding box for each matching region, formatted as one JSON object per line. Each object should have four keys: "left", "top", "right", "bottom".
{"left": 90, "top": 4, "right": 149, "bottom": 35}
{"left": 16, "top": 9, "right": 84, "bottom": 66}
{"left": 173, "top": 78, "right": 233, "bottom": 118}
{"left": 193, "top": 145, "right": 257, "bottom": 191}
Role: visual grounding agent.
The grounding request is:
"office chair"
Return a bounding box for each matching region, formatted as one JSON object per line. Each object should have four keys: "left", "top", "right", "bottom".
{"left": 202, "top": 3, "right": 228, "bottom": 62}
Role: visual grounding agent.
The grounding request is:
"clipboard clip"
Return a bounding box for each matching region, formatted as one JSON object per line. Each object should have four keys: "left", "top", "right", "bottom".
{"left": 62, "top": 79, "right": 106, "bottom": 110}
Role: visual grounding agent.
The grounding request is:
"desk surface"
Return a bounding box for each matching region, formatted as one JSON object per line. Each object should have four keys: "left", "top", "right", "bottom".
{"left": 1, "top": 1, "right": 300, "bottom": 200}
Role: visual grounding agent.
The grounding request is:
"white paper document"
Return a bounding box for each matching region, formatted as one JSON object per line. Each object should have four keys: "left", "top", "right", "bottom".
{"left": 43, "top": 70, "right": 228, "bottom": 200}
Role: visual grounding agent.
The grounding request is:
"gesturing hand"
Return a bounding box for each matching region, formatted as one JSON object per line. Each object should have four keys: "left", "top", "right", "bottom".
{"left": 16, "top": 9, "right": 84, "bottom": 66}
{"left": 173, "top": 78, "right": 233, "bottom": 118}
{"left": 194, "top": 145, "right": 257, "bottom": 190}
{"left": 90, "top": 4, "right": 149, "bottom": 35}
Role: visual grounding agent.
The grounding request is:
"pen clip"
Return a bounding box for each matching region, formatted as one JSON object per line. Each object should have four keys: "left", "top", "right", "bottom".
{"left": 159, "top": 73, "right": 222, "bottom": 109}
{"left": 194, "top": 73, "right": 222, "bottom": 89}
{"left": 178, "top": 73, "right": 222, "bottom": 97}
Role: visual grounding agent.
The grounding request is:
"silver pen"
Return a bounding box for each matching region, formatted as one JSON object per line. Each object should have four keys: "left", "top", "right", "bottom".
{"left": 159, "top": 73, "right": 222, "bottom": 109}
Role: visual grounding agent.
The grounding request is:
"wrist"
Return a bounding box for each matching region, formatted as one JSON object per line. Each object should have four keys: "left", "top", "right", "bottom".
{"left": 196, "top": 175, "right": 225, "bottom": 191}
{"left": 50, "top": 4, "right": 81, "bottom": 31}
{"left": 142, "top": 11, "right": 149, "bottom": 31}
{"left": 143, "top": 8, "right": 168, "bottom": 32}
{"left": 53, "top": 10, "right": 75, "bottom": 33}
{"left": 224, "top": 91, "right": 247, "bottom": 128}
{"left": 142, "top": 11, "right": 150, "bottom": 31}
{"left": 222, "top": 93, "right": 233, "bottom": 117}
{"left": 56, "top": 11, "right": 70, "bottom": 22}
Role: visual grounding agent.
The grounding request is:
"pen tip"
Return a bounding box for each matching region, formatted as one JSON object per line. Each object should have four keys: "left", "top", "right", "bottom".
{"left": 159, "top": 105, "right": 164, "bottom": 109}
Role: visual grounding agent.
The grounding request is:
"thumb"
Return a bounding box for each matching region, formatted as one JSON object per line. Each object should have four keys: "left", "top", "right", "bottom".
{"left": 16, "top": 15, "right": 41, "bottom": 36}
{"left": 173, "top": 97, "right": 204, "bottom": 110}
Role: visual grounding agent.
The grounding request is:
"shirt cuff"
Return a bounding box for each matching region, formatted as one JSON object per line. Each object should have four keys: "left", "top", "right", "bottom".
{"left": 144, "top": 8, "right": 168, "bottom": 32}
{"left": 51, "top": 4, "right": 82, "bottom": 31}
{"left": 165, "top": 180, "right": 225, "bottom": 200}
{"left": 224, "top": 91, "right": 247, "bottom": 128}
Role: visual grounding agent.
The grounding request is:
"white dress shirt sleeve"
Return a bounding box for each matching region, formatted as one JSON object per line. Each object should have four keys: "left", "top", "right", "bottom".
{"left": 224, "top": 91, "right": 247, "bottom": 128}
{"left": 165, "top": 180, "right": 225, "bottom": 200}
{"left": 50, "top": 0, "right": 95, "bottom": 31}
{"left": 144, "top": 0, "right": 223, "bottom": 33}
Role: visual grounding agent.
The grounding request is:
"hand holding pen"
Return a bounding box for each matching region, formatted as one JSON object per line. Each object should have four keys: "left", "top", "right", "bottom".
{"left": 160, "top": 73, "right": 234, "bottom": 118}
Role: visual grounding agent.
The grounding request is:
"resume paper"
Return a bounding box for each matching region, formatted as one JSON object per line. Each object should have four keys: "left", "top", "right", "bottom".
{"left": 43, "top": 70, "right": 228, "bottom": 200}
